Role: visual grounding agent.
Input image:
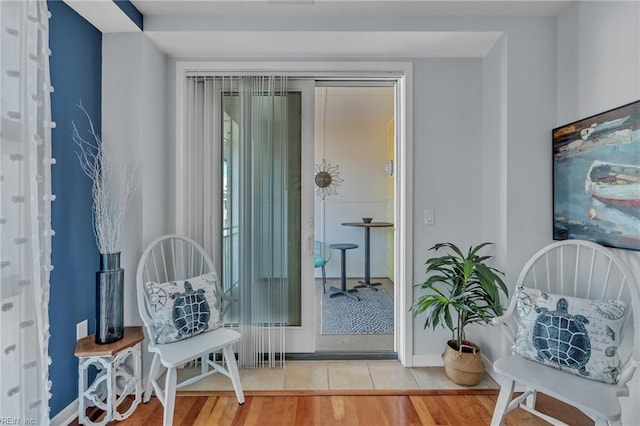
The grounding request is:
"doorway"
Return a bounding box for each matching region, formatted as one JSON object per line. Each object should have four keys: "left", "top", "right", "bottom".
{"left": 176, "top": 62, "right": 413, "bottom": 365}
{"left": 313, "top": 84, "right": 396, "bottom": 354}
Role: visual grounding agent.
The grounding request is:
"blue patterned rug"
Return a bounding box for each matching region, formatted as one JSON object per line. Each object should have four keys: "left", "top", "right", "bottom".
{"left": 321, "top": 288, "right": 394, "bottom": 335}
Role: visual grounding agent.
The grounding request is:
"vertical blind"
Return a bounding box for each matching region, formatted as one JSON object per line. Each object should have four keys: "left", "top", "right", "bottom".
{"left": 183, "top": 75, "right": 301, "bottom": 368}
{"left": 0, "top": 0, "right": 54, "bottom": 421}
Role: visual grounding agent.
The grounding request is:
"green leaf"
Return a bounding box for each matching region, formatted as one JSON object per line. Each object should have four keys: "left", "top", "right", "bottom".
{"left": 468, "top": 242, "right": 492, "bottom": 258}
{"left": 463, "top": 259, "right": 474, "bottom": 280}
{"left": 444, "top": 307, "right": 454, "bottom": 331}
{"left": 414, "top": 241, "right": 507, "bottom": 343}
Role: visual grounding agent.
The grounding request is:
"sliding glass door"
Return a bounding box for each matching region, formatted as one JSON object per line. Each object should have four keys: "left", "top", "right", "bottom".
{"left": 222, "top": 86, "right": 302, "bottom": 325}
{"left": 220, "top": 78, "right": 315, "bottom": 361}
{"left": 180, "top": 64, "right": 408, "bottom": 364}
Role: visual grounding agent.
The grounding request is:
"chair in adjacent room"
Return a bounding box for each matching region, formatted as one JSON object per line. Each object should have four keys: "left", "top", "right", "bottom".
{"left": 491, "top": 240, "right": 639, "bottom": 426}
{"left": 315, "top": 240, "right": 332, "bottom": 293}
{"left": 136, "top": 234, "right": 244, "bottom": 426}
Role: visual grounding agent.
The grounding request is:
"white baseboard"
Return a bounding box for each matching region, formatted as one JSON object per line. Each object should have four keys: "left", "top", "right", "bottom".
{"left": 411, "top": 354, "right": 444, "bottom": 366}
{"left": 483, "top": 354, "right": 525, "bottom": 392}
{"left": 50, "top": 399, "right": 77, "bottom": 426}
{"left": 414, "top": 353, "right": 503, "bottom": 381}
{"left": 482, "top": 354, "right": 502, "bottom": 384}
{"left": 413, "top": 353, "right": 525, "bottom": 392}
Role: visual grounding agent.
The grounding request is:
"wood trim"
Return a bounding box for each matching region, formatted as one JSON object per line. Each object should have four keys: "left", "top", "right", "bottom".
{"left": 74, "top": 326, "right": 144, "bottom": 357}
{"left": 178, "top": 389, "right": 500, "bottom": 397}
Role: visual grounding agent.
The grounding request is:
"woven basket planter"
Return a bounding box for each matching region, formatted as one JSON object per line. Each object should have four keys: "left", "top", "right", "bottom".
{"left": 441, "top": 340, "right": 485, "bottom": 386}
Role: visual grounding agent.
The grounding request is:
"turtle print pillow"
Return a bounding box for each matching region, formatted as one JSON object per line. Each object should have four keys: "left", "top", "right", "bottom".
{"left": 144, "top": 272, "right": 223, "bottom": 344}
{"left": 513, "top": 286, "right": 628, "bottom": 384}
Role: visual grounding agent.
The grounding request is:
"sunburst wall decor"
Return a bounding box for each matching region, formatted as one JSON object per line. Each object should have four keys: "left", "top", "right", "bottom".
{"left": 315, "top": 158, "right": 343, "bottom": 200}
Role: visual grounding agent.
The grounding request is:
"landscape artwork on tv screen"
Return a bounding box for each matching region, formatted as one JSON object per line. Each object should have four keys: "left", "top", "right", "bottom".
{"left": 553, "top": 100, "right": 640, "bottom": 251}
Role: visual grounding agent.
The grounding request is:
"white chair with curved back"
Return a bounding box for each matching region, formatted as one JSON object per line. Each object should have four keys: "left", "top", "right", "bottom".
{"left": 136, "top": 234, "right": 244, "bottom": 426}
{"left": 491, "top": 240, "right": 639, "bottom": 425}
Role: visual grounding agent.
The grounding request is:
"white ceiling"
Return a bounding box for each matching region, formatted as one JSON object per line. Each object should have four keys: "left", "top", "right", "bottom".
{"left": 130, "top": 0, "right": 572, "bottom": 17}
{"left": 146, "top": 30, "right": 504, "bottom": 58}
{"left": 104, "top": 0, "right": 573, "bottom": 58}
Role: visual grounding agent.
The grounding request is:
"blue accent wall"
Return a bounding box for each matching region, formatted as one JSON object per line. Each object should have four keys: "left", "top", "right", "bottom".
{"left": 114, "top": 0, "right": 143, "bottom": 30}
{"left": 48, "top": 0, "right": 102, "bottom": 417}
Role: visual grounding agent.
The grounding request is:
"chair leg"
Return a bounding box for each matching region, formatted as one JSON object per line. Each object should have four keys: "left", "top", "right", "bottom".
{"left": 525, "top": 388, "right": 537, "bottom": 410}
{"left": 321, "top": 265, "right": 327, "bottom": 293}
{"left": 144, "top": 353, "right": 161, "bottom": 403}
{"left": 491, "top": 378, "right": 515, "bottom": 426}
{"left": 163, "top": 367, "right": 177, "bottom": 426}
{"left": 201, "top": 355, "right": 208, "bottom": 376}
{"left": 223, "top": 345, "right": 245, "bottom": 404}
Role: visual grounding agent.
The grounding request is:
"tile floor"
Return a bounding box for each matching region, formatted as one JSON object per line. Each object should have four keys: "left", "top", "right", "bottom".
{"left": 178, "top": 277, "right": 499, "bottom": 393}
{"left": 178, "top": 360, "right": 499, "bottom": 392}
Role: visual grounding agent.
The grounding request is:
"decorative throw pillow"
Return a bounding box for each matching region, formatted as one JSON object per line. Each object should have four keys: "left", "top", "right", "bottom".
{"left": 513, "top": 286, "right": 628, "bottom": 384}
{"left": 144, "top": 272, "right": 223, "bottom": 344}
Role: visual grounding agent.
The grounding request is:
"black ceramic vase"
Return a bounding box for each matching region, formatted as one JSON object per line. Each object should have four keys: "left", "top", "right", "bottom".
{"left": 96, "top": 252, "right": 124, "bottom": 344}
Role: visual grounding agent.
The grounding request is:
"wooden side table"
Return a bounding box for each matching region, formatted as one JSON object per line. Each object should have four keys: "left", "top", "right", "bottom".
{"left": 74, "top": 326, "right": 144, "bottom": 426}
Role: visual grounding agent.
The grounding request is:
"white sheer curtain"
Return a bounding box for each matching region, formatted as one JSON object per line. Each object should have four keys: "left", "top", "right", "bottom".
{"left": 0, "top": 0, "right": 53, "bottom": 422}
{"left": 182, "top": 75, "right": 297, "bottom": 368}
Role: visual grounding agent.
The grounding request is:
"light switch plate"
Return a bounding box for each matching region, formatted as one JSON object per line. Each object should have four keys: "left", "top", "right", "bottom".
{"left": 424, "top": 209, "right": 435, "bottom": 225}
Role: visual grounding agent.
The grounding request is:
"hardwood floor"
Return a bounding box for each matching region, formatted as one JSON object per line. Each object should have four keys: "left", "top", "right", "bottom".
{"left": 80, "top": 390, "right": 594, "bottom": 425}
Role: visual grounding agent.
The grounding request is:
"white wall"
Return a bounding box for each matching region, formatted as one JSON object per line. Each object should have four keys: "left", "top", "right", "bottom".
{"left": 314, "top": 87, "right": 394, "bottom": 279}
{"left": 557, "top": 2, "right": 640, "bottom": 423}
{"left": 408, "top": 19, "right": 556, "bottom": 363}
{"left": 557, "top": 1, "right": 640, "bottom": 123}
{"left": 472, "top": 17, "right": 558, "bottom": 364}
{"left": 411, "top": 58, "right": 484, "bottom": 357}
{"left": 503, "top": 18, "right": 558, "bottom": 284}
{"left": 477, "top": 35, "right": 509, "bottom": 362}
{"left": 102, "top": 33, "right": 169, "bottom": 326}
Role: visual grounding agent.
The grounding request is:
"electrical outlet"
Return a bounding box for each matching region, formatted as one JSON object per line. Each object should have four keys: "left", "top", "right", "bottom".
{"left": 76, "top": 319, "right": 88, "bottom": 340}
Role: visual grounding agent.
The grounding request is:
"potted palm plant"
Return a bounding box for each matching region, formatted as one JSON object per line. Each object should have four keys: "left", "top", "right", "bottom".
{"left": 412, "top": 242, "right": 508, "bottom": 385}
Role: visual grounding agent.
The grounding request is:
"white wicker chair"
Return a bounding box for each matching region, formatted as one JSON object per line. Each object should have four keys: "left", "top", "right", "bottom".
{"left": 491, "top": 240, "right": 639, "bottom": 426}
{"left": 136, "top": 235, "right": 244, "bottom": 426}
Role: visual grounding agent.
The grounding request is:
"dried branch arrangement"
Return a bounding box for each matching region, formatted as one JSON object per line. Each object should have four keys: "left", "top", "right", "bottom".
{"left": 73, "top": 102, "right": 137, "bottom": 254}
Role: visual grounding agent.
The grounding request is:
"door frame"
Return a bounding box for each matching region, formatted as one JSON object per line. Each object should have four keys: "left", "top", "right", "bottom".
{"left": 175, "top": 61, "right": 414, "bottom": 366}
